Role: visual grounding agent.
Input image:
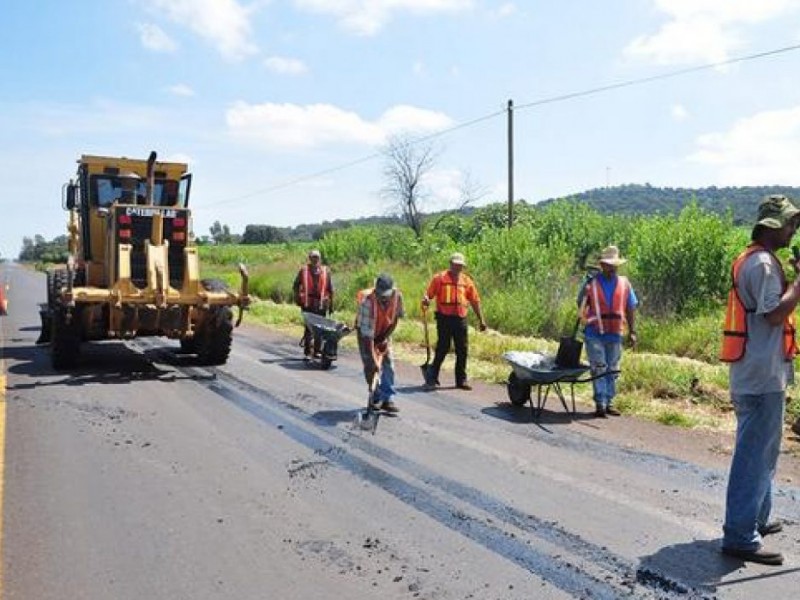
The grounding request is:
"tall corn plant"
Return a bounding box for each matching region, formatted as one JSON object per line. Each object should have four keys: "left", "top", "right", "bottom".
{"left": 628, "top": 203, "right": 738, "bottom": 316}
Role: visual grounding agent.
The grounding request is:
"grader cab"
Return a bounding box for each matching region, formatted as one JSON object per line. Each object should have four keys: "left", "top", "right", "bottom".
{"left": 39, "top": 151, "right": 249, "bottom": 369}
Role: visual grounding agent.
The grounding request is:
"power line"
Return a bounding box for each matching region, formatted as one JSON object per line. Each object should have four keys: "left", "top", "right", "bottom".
{"left": 195, "top": 108, "right": 506, "bottom": 209}
{"left": 197, "top": 42, "right": 800, "bottom": 209}
{"left": 515, "top": 43, "right": 800, "bottom": 111}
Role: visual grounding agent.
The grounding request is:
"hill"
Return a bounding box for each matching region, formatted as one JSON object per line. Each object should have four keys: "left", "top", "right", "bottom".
{"left": 539, "top": 184, "right": 800, "bottom": 224}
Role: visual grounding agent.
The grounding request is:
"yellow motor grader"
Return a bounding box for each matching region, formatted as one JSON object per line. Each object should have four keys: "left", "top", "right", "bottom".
{"left": 38, "top": 151, "right": 249, "bottom": 369}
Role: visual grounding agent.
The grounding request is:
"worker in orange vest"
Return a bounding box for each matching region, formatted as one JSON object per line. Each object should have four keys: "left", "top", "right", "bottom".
{"left": 421, "top": 252, "right": 486, "bottom": 391}
{"left": 579, "top": 245, "right": 638, "bottom": 418}
{"left": 356, "top": 273, "right": 404, "bottom": 412}
{"left": 719, "top": 194, "right": 800, "bottom": 566}
{"left": 293, "top": 249, "right": 334, "bottom": 358}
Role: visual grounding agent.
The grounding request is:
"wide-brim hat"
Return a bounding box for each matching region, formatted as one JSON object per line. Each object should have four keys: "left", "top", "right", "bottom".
{"left": 756, "top": 194, "right": 800, "bottom": 229}
{"left": 598, "top": 245, "right": 627, "bottom": 266}
{"left": 308, "top": 249, "right": 321, "bottom": 259}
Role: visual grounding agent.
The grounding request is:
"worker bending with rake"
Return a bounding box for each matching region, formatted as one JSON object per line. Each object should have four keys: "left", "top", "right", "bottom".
{"left": 356, "top": 274, "right": 404, "bottom": 413}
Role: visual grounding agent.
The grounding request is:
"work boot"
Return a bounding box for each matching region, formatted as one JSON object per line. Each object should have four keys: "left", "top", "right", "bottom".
{"left": 758, "top": 521, "right": 783, "bottom": 536}
{"left": 605, "top": 405, "right": 622, "bottom": 416}
{"left": 381, "top": 401, "right": 399, "bottom": 413}
{"left": 595, "top": 406, "right": 607, "bottom": 418}
{"left": 721, "top": 545, "right": 784, "bottom": 565}
{"left": 456, "top": 382, "right": 473, "bottom": 391}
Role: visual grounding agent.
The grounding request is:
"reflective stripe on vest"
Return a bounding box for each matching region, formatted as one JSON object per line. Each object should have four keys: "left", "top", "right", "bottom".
{"left": 581, "top": 276, "right": 629, "bottom": 335}
{"left": 299, "top": 265, "right": 329, "bottom": 309}
{"left": 433, "top": 270, "right": 469, "bottom": 317}
{"left": 720, "top": 244, "right": 798, "bottom": 362}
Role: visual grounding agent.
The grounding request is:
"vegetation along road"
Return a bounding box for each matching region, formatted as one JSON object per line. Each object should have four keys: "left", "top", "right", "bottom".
{"left": 2, "top": 262, "right": 800, "bottom": 599}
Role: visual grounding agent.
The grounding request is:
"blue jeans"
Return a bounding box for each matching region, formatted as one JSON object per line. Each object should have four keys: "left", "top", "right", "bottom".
{"left": 723, "top": 391, "right": 785, "bottom": 550}
{"left": 584, "top": 337, "right": 622, "bottom": 409}
{"left": 374, "top": 352, "right": 396, "bottom": 403}
{"left": 358, "top": 335, "right": 397, "bottom": 404}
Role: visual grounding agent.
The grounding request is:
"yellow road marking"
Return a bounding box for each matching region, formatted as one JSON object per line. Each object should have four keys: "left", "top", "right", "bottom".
{"left": 1, "top": 311, "right": 6, "bottom": 599}
{"left": 0, "top": 371, "right": 6, "bottom": 599}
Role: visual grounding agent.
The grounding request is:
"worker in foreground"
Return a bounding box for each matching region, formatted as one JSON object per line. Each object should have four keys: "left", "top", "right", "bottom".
{"left": 356, "top": 274, "right": 404, "bottom": 412}
{"left": 719, "top": 194, "right": 800, "bottom": 566}
{"left": 422, "top": 252, "right": 487, "bottom": 391}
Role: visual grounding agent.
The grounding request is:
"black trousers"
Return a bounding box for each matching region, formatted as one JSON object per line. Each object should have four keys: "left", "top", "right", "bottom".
{"left": 427, "top": 313, "right": 469, "bottom": 385}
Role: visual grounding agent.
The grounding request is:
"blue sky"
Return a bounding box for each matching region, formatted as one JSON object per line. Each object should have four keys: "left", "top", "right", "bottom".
{"left": 2, "top": 0, "right": 800, "bottom": 258}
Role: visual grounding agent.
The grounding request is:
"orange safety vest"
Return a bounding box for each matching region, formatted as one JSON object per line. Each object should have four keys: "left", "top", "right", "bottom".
{"left": 581, "top": 275, "right": 630, "bottom": 335}
{"left": 429, "top": 270, "right": 473, "bottom": 318}
{"left": 298, "top": 265, "right": 329, "bottom": 309}
{"left": 356, "top": 288, "right": 399, "bottom": 340}
{"left": 720, "top": 244, "right": 797, "bottom": 362}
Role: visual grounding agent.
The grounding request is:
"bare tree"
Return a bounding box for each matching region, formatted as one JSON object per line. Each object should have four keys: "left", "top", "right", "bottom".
{"left": 429, "top": 169, "right": 490, "bottom": 232}
{"left": 381, "top": 136, "right": 439, "bottom": 238}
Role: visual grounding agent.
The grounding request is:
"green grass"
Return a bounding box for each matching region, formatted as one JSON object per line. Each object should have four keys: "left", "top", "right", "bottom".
{"left": 241, "top": 299, "right": 749, "bottom": 432}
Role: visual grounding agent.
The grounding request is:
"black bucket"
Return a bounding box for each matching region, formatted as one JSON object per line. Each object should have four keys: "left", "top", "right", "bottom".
{"left": 556, "top": 336, "right": 583, "bottom": 368}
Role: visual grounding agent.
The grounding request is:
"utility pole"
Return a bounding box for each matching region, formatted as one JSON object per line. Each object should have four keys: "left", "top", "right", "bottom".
{"left": 507, "top": 99, "right": 514, "bottom": 229}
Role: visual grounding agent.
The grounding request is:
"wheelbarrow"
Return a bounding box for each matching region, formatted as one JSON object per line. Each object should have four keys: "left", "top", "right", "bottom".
{"left": 502, "top": 351, "right": 591, "bottom": 420}
{"left": 301, "top": 311, "right": 352, "bottom": 369}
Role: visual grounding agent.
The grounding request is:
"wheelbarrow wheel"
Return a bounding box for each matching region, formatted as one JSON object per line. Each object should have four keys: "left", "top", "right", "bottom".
{"left": 507, "top": 372, "right": 531, "bottom": 406}
{"left": 319, "top": 338, "right": 336, "bottom": 370}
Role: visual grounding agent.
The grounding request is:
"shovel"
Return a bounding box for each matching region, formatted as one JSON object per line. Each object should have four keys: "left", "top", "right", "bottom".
{"left": 353, "top": 359, "right": 383, "bottom": 435}
{"left": 420, "top": 305, "right": 431, "bottom": 381}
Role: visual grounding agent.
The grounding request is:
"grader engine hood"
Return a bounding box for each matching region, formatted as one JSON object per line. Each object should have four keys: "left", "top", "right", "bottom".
{"left": 113, "top": 204, "right": 189, "bottom": 290}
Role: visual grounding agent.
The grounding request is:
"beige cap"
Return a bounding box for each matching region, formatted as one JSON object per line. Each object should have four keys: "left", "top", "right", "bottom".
{"left": 450, "top": 252, "right": 466, "bottom": 266}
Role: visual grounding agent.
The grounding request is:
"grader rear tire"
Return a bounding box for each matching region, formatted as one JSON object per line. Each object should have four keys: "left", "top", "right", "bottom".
{"left": 51, "top": 306, "right": 81, "bottom": 370}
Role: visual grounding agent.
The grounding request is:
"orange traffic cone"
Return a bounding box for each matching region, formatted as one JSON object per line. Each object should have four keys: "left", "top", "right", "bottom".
{"left": 0, "top": 284, "right": 7, "bottom": 316}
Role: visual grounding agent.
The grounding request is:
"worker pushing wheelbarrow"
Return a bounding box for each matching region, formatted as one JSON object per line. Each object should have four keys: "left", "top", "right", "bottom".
{"left": 352, "top": 274, "right": 404, "bottom": 430}
{"left": 301, "top": 311, "right": 351, "bottom": 369}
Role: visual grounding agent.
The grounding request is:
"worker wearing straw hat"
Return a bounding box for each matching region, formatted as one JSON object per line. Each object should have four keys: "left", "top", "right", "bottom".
{"left": 579, "top": 245, "right": 638, "bottom": 418}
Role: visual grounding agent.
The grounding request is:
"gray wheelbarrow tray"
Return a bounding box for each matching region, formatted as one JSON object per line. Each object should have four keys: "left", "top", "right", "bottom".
{"left": 502, "top": 352, "right": 591, "bottom": 419}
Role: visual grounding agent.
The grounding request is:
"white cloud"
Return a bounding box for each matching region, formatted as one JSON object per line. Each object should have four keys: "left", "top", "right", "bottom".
{"left": 144, "top": 0, "right": 257, "bottom": 60}
{"left": 137, "top": 22, "right": 178, "bottom": 52}
{"left": 688, "top": 105, "right": 800, "bottom": 184}
{"left": 625, "top": 0, "right": 800, "bottom": 65}
{"left": 492, "top": 3, "right": 517, "bottom": 18}
{"left": 168, "top": 83, "right": 195, "bottom": 97}
{"left": 264, "top": 56, "right": 309, "bottom": 75}
{"left": 424, "top": 168, "right": 463, "bottom": 207}
{"left": 225, "top": 102, "right": 453, "bottom": 149}
{"left": 671, "top": 103, "right": 689, "bottom": 121}
{"left": 294, "top": 0, "right": 473, "bottom": 36}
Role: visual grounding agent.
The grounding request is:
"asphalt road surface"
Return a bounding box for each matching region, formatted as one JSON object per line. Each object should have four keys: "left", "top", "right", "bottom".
{"left": 1, "top": 262, "right": 799, "bottom": 599}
